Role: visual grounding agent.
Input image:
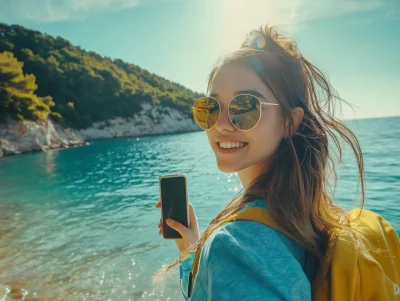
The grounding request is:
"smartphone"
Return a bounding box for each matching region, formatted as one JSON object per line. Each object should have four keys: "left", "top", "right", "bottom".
{"left": 159, "top": 174, "right": 189, "bottom": 239}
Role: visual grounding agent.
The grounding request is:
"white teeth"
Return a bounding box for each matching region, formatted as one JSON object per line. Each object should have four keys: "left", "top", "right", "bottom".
{"left": 218, "top": 142, "right": 246, "bottom": 149}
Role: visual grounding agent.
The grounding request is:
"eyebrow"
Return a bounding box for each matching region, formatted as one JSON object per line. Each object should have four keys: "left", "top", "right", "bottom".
{"left": 210, "top": 90, "right": 267, "bottom": 101}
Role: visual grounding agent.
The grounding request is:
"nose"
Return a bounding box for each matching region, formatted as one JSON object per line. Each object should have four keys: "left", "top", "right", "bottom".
{"left": 215, "top": 106, "right": 236, "bottom": 133}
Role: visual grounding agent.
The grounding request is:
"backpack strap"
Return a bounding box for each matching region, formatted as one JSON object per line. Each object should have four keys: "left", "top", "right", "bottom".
{"left": 187, "top": 207, "right": 300, "bottom": 297}
{"left": 230, "top": 207, "right": 301, "bottom": 244}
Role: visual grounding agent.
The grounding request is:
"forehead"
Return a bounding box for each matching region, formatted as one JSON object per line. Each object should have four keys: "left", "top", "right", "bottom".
{"left": 209, "top": 62, "right": 273, "bottom": 101}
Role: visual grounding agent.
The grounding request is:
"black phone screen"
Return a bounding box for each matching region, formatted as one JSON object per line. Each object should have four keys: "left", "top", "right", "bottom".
{"left": 160, "top": 176, "right": 188, "bottom": 239}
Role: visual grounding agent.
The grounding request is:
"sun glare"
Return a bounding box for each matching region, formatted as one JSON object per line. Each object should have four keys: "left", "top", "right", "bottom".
{"left": 212, "top": 0, "right": 292, "bottom": 53}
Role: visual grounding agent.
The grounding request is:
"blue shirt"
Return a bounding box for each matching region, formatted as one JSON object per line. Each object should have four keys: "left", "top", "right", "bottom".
{"left": 179, "top": 199, "right": 315, "bottom": 301}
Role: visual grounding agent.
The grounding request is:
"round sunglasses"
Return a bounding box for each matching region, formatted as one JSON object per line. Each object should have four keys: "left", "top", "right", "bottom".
{"left": 192, "top": 94, "right": 279, "bottom": 131}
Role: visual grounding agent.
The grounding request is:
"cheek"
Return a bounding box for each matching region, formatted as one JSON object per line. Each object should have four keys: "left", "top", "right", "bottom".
{"left": 250, "top": 110, "right": 284, "bottom": 150}
{"left": 205, "top": 130, "right": 217, "bottom": 148}
{"left": 205, "top": 130, "right": 213, "bottom": 143}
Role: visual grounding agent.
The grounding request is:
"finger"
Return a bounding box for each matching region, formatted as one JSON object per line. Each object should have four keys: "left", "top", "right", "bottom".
{"left": 166, "top": 219, "right": 189, "bottom": 238}
{"left": 155, "top": 200, "right": 161, "bottom": 208}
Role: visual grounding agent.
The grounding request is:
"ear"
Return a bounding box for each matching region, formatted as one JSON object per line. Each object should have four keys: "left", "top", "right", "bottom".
{"left": 283, "top": 107, "right": 304, "bottom": 138}
{"left": 291, "top": 107, "right": 304, "bottom": 130}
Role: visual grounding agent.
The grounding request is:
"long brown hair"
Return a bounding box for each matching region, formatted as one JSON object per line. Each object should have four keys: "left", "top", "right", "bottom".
{"left": 154, "top": 25, "right": 365, "bottom": 282}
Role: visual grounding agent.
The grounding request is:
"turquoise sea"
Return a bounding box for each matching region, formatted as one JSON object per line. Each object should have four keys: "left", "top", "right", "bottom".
{"left": 0, "top": 116, "right": 399, "bottom": 301}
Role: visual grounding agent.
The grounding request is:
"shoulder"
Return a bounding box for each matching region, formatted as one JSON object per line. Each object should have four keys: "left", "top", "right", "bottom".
{"left": 202, "top": 220, "right": 306, "bottom": 266}
{"left": 195, "top": 220, "right": 312, "bottom": 301}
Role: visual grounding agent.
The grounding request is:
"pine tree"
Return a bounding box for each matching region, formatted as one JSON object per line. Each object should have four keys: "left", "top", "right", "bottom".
{"left": 0, "top": 51, "right": 54, "bottom": 121}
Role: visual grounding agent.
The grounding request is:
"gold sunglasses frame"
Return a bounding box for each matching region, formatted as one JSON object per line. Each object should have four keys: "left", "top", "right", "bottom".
{"left": 192, "top": 93, "right": 280, "bottom": 131}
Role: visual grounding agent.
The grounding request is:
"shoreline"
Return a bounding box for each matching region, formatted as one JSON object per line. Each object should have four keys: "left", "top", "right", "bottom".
{"left": 0, "top": 103, "right": 201, "bottom": 159}
{"left": 0, "top": 141, "right": 90, "bottom": 159}
{"left": 0, "top": 128, "right": 201, "bottom": 160}
{"left": 2, "top": 115, "right": 399, "bottom": 160}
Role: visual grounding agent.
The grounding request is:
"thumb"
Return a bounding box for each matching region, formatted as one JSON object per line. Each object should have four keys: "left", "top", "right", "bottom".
{"left": 166, "top": 219, "right": 189, "bottom": 238}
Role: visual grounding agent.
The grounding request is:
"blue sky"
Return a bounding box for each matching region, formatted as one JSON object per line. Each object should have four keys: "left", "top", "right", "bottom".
{"left": 1, "top": 0, "right": 399, "bottom": 119}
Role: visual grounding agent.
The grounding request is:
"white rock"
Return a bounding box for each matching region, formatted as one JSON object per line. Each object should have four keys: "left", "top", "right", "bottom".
{"left": 0, "top": 103, "right": 200, "bottom": 157}
{"left": 0, "top": 119, "right": 85, "bottom": 157}
{"left": 78, "top": 103, "right": 200, "bottom": 140}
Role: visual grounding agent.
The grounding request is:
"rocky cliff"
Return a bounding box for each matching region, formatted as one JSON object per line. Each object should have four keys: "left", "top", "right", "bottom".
{"left": 0, "top": 103, "right": 200, "bottom": 158}
{"left": 78, "top": 103, "right": 199, "bottom": 140}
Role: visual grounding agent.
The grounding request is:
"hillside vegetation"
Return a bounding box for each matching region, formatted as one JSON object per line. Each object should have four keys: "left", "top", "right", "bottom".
{"left": 0, "top": 24, "right": 200, "bottom": 128}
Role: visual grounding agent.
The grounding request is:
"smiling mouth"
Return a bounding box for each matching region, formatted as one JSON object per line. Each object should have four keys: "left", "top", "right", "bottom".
{"left": 217, "top": 141, "right": 248, "bottom": 149}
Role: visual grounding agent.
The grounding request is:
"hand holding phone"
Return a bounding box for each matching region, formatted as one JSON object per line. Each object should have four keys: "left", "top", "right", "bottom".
{"left": 159, "top": 174, "right": 189, "bottom": 239}
{"left": 156, "top": 174, "right": 200, "bottom": 253}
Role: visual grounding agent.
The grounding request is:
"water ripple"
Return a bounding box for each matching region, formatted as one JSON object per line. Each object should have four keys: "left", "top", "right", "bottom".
{"left": 0, "top": 118, "right": 399, "bottom": 300}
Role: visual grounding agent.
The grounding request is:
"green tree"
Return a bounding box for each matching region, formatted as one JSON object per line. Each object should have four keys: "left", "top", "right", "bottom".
{"left": 0, "top": 51, "right": 54, "bottom": 121}
{"left": 0, "top": 23, "right": 201, "bottom": 128}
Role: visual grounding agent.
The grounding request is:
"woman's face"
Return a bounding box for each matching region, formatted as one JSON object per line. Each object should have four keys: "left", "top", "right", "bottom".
{"left": 206, "top": 62, "right": 284, "bottom": 174}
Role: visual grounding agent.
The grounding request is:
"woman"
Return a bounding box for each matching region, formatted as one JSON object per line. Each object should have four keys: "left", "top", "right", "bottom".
{"left": 155, "top": 26, "right": 365, "bottom": 300}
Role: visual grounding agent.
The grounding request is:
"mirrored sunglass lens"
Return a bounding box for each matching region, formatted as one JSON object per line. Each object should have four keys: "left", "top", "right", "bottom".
{"left": 192, "top": 97, "right": 220, "bottom": 129}
{"left": 229, "top": 95, "right": 261, "bottom": 130}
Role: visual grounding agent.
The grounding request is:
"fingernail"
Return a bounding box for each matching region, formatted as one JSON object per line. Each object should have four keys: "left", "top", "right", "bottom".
{"left": 166, "top": 219, "right": 173, "bottom": 225}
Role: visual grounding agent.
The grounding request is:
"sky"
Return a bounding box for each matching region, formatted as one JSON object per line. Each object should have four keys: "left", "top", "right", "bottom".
{"left": 0, "top": 0, "right": 399, "bottom": 119}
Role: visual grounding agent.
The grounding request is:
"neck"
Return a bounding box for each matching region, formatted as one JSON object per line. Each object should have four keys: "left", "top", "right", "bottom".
{"left": 237, "top": 160, "right": 269, "bottom": 190}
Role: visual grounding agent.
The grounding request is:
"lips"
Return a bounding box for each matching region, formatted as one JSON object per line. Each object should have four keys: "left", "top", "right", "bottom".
{"left": 214, "top": 136, "right": 248, "bottom": 154}
{"left": 215, "top": 137, "right": 247, "bottom": 144}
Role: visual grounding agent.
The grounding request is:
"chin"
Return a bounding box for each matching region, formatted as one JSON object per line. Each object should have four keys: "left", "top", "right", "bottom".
{"left": 216, "top": 160, "right": 242, "bottom": 173}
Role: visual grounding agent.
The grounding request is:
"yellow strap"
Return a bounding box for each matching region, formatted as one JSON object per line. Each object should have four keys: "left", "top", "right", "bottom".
{"left": 231, "top": 207, "right": 301, "bottom": 244}
{"left": 189, "top": 223, "right": 221, "bottom": 297}
{"left": 188, "top": 207, "right": 299, "bottom": 296}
